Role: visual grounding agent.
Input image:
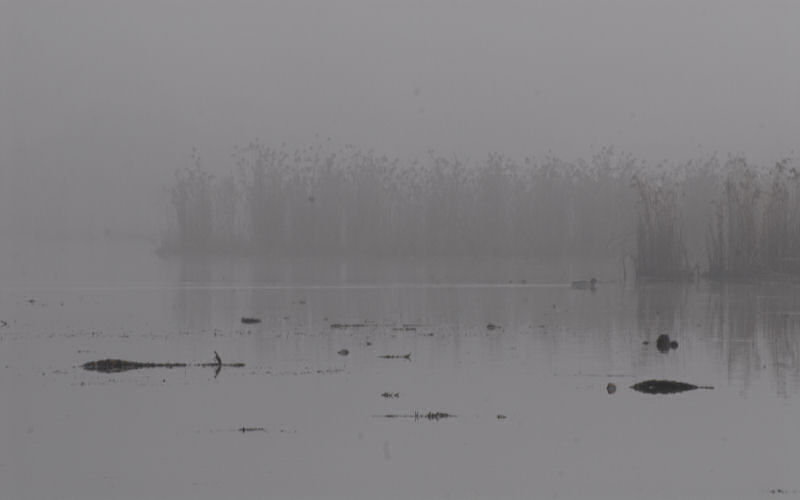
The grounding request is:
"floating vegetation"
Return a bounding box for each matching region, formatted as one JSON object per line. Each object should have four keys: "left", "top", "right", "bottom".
{"left": 630, "top": 380, "right": 713, "bottom": 395}
{"left": 570, "top": 278, "right": 597, "bottom": 290}
{"left": 330, "top": 323, "right": 371, "bottom": 329}
{"left": 238, "top": 427, "right": 266, "bottom": 433}
{"left": 241, "top": 317, "right": 261, "bottom": 325}
{"left": 378, "top": 353, "right": 411, "bottom": 360}
{"left": 374, "top": 411, "right": 455, "bottom": 421}
{"left": 82, "top": 359, "right": 187, "bottom": 373}
{"left": 381, "top": 392, "right": 400, "bottom": 399}
{"left": 82, "top": 352, "right": 244, "bottom": 376}
{"left": 262, "top": 367, "right": 345, "bottom": 376}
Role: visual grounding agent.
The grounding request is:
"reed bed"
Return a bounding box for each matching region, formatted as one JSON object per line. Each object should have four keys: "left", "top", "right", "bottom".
{"left": 161, "top": 143, "right": 800, "bottom": 282}
{"left": 161, "top": 143, "right": 637, "bottom": 260}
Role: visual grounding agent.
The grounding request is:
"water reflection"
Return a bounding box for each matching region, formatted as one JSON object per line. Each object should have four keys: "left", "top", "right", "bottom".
{"left": 4, "top": 253, "right": 800, "bottom": 499}
{"left": 167, "top": 257, "right": 800, "bottom": 398}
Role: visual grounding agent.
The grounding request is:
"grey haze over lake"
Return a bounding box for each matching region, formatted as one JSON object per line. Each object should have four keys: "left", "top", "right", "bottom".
{"left": 2, "top": 2, "right": 800, "bottom": 499}
{"left": 2, "top": 2, "right": 800, "bottom": 241}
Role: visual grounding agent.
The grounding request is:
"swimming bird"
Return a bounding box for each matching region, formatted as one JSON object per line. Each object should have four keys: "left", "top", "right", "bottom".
{"left": 571, "top": 278, "right": 597, "bottom": 290}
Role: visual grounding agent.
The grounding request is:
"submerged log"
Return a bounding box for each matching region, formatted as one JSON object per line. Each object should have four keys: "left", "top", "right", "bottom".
{"left": 82, "top": 359, "right": 187, "bottom": 373}
{"left": 631, "top": 379, "right": 713, "bottom": 394}
{"left": 82, "top": 354, "right": 243, "bottom": 374}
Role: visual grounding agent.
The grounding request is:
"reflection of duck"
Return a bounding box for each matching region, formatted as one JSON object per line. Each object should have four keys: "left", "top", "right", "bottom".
{"left": 571, "top": 278, "right": 597, "bottom": 290}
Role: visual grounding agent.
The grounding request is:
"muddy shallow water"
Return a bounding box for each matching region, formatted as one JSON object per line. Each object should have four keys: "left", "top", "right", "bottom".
{"left": 1, "top": 242, "right": 799, "bottom": 499}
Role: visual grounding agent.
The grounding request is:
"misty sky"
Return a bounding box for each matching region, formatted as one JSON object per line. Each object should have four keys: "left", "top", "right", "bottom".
{"left": 2, "top": 1, "right": 799, "bottom": 237}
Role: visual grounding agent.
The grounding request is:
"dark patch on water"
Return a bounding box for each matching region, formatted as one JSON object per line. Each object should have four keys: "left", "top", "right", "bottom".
{"left": 82, "top": 354, "right": 245, "bottom": 374}
{"left": 374, "top": 411, "right": 455, "bottom": 421}
{"left": 261, "top": 367, "right": 345, "bottom": 376}
{"left": 82, "top": 359, "right": 188, "bottom": 373}
{"left": 378, "top": 353, "right": 411, "bottom": 360}
{"left": 330, "top": 322, "right": 371, "bottom": 329}
{"left": 392, "top": 326, "right": 417, "bottom": 332}
{"left": 631, "top": 379, "right": 713, "bottom": 394}
{"left": 381, "top": 392, "right": 400, "bottom": 399}
{"left": 241, "top": 317, "right": 261, "bottom": 324}
{"left": 655, "top": 334, "right": 679, "bottom": 353}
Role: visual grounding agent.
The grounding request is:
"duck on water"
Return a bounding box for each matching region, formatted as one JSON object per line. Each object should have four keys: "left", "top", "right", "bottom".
{"left": 571, "top": 278, "right": 597, "bottom": 290}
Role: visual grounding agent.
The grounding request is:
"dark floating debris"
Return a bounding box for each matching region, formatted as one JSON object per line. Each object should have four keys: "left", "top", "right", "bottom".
{"left": 0, "top": 320, "right": 7, "bottom": 328}
{"left": 337, "top": 349, "right": 349, "bottom": 356}
{"left": 82, "top": 359, "right": 187, "bottom": 373}
{"left": 378, "top": 353, "right": 411, "bottom": 360}
{"left": 486, "top": 323, "right": 502, "bottom": 331}
{"left": 631, "top": 379, "right": 713, "bottom": 395}
{"left": 571, "top": 278, "right": 597, "bottom": 290}
{"left": 496, "top": 414, "right": 507, "bottom": 420}
{"left": 655, "top": 334, "right": 679, "bottom": 353}
{"left": 330, "top": 322, "right": 372, "bottom": 329}
{"left": 241, "top": 317, "right": 261, "bottom": 324}
{"left": 607, "top": 383, "right": 617, "bottom": 394}
{"left": 375, "top": 411, "right": 455, "bottom": 421}
{"left": 381, "top": 392, "right": 400, "bottom": 399}
{"left": 238, "top": 427, "right": 266, "bottom": 433}
{"left": 82, "top": 352, "right": 244, "bottom": 374}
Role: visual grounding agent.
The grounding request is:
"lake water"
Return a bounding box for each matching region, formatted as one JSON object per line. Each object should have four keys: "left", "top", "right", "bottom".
{"left": 1, "top": 241, "right": 799, "bottom": 499}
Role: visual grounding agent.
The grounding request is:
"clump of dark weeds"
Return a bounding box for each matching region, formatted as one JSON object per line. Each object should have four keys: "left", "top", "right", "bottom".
{"left": 238, "top": 427, "right": 266, "bottom": 433}
{"left": 378, "top": 353, "right": 411, "bottom": 360}
{"left": 374, "top": 411, "right": 455, "bottom": 421}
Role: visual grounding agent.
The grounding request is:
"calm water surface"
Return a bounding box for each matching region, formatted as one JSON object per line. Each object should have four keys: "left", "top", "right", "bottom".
{"left": 1, "top": 241, "right": 799, "bottom": 499}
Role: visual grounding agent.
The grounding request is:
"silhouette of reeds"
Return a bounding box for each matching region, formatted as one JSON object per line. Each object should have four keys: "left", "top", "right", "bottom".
{"left": 161, "top": 143, "right": 638, "bottom": 260}
{"left": 631, "top": 173, "right": 691, "bottom": 280}
{"left": 160, "top": 142, "right": 800, "bottom": 282}
{"left": 704, "top": 156, "right": 800, "bottom": 280}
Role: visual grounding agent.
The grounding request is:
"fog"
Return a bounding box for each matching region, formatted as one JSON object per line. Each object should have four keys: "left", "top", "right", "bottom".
{"left": 5, "top": 5, "right": 800, "bottom": 498}
{"left": 2, "top": 1, "right": 799, "bottom": 241}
